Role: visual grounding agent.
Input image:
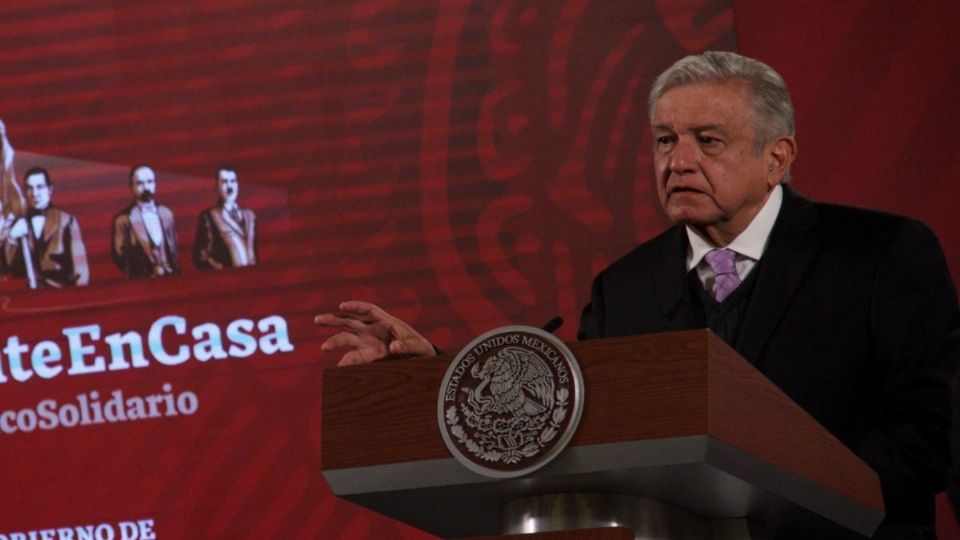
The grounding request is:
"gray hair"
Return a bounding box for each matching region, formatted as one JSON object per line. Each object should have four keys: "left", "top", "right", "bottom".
{"left": 648, "top": 51, "right": 795, "bottom": 157}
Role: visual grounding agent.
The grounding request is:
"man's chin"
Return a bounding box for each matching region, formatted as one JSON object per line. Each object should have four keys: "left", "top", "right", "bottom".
{"left": 664, "top": 205, "right": 720, "bottom": 227}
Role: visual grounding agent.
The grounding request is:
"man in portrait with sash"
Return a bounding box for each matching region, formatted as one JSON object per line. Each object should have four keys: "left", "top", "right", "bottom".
{"left": 192, "top": 166, "right": 257, "bottom": 271}
{"left": 111, "top": 164, "right": 181, "bottom": 279}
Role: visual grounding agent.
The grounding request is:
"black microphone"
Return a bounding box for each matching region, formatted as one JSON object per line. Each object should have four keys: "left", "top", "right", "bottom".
{"left": 541, "top": 316, "right": 564, "bottom": 334}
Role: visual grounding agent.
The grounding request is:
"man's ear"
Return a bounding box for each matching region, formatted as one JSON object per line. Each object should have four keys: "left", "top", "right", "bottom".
{"left": 767, "top": 136, "right": 797, "bottom": 185}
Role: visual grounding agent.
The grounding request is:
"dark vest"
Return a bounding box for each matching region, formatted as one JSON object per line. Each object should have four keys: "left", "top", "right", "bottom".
{"left": 688, "top": 260, "right": 762, "bottom": 347}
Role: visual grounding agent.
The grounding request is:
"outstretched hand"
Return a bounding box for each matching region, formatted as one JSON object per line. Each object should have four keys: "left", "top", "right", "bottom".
{"left": 315, "top": 301, "right": 436, "bottom": 366}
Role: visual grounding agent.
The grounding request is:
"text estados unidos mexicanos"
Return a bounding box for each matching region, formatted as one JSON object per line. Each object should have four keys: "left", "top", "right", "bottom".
{"left": 0, "top": 314, "right": 294, "bottom": 385}
{"left": 1, "top": 517, "right": 156, "bottom": 540}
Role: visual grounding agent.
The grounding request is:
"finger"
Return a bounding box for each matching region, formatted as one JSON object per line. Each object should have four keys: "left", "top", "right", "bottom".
{"left": 338, "top": 301, "right": 388, "bottom": 321}
{"left": 337, "top": 356, "right": 357, "bottom": 367}
{"left": 388, "top": 340, "right": 405, "bottom": 355}
{"left": 338, "top": 349, "right": 380, "bottom": 366}
{"left": 388, "top": 337, "right": 435, "bottom": 357}
{"left": 316, "top": 302, "right": 383, "bottom": 324}
{"left": 321, "top": 332, "right": 364, "bottom": 351}
{"left": 387, "top": 318, "right": 419, "bottom": 339}
{"left": 314, "top": 313, "right": 370, "bottom": 332}
{"left": 387, "top": 319, "right": 431, "bottom": 347}
{"left": 314, "top": 313, "right": 337, "bottom": 325}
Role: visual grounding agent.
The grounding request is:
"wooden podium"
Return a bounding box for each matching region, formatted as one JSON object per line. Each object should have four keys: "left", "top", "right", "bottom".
{"left": 321, "top": 330, "right": 884, "bottom": 539}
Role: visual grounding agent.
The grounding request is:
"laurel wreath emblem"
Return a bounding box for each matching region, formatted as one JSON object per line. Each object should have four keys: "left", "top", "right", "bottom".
{"left": 446, "top": 388, "right": 570, "bottom": 464}
{"left": 438, "top": 327, "right": 584, "bottom": 478}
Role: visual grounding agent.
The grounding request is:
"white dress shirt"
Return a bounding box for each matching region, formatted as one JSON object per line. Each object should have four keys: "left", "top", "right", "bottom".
{"left": 685, "top": 184, "right": 783, "bottom": 292}
{"left": 30, "top": 214, "right": 46, "bottom": 239}
{"left": 139, "top": 202, "right": 165, "bottom": 247}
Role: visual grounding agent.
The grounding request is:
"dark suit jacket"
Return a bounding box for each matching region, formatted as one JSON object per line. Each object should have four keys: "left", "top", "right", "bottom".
{"left": 192, "top": 206, "right": 257, "bottom": 270}
{"left": 579, "top": 186, "right": 960, "bottom": 538}
{"left": 111, "top": 202, "right": 180, "bottom": 279}
{"left": 4, "top": 207, "right": 89, "bottom": 287}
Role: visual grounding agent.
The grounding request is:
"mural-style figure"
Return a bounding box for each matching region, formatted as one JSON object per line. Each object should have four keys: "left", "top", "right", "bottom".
{"left": 193, "top": 166, "right": 257, "bottom": 270}
{"left": 2, "top": 167, "right": 89, "bottom": 288}
{"left": 111, "top": 164, "right": 180, "bottom": 279}
{"left": 0, "top": 119, "right": 25, "bottom": 281}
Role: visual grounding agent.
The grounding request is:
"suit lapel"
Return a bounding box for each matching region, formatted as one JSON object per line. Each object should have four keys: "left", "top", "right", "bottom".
{"left": 129, "top": 206, "right": 157, "bottom": 258}
{"left": 42, "top": 208, "right": 60, "bottom": 244}
{"left": 243, "top": 210, "right": 255, "bottom": 262}
{"left": 219, "top": 207, "right": 246, "bottom": 235}
{"left": 652, "top": 226, "right": 696, "bottom": 330}
{"left": 160, "top": 208, "right": 176, "bottom": 252}
{"left": 735, "top": 186, "right": 821, "bottom": 365}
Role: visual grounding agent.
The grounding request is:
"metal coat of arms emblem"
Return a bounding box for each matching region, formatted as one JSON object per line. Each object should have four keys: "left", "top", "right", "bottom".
{"left": 437, "top": 325, "right": 585, "bottom": 478}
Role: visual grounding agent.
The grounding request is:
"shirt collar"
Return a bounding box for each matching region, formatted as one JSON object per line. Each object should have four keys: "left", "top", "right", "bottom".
{"left": 685, "top": 184, "right": 783, "bottom": 271}
{"left": 138, "top": 201, "right": 158, "bottom": 213}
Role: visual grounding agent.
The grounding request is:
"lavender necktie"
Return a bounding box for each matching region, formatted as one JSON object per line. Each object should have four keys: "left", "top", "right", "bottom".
{"left": 704, "top": 248, "right": 742, "bottom": 302}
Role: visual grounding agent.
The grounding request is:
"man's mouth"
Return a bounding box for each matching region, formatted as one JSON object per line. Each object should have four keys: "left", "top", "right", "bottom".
{"left": 669, "top": 186, "right": 703, "bottom": 196}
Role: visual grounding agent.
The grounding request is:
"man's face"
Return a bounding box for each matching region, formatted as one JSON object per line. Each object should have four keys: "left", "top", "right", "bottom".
{"left": 651, "top": 80, "right": 782, "bottom": 244}
{"left": 131, "top": 167, "right": 156, "bottom": 202}
{"left": 217, "top": 169, "right": 239, "bottom": 205}
{"left": 26, "top": 172, "right": 52, "bottom": 210}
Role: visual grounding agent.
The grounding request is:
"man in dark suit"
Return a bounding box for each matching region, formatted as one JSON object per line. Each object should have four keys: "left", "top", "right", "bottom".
{"left": 2, "top": 167, "right": 89, "bottom": 288}
{"left": 192, "top": 166, "right": 257, "bottom": 270}
{"left": 111, "top": 164, "right": 180, "bottom": 279}
{"left": 315, "top": 51, "right": 959, "bottom": 538}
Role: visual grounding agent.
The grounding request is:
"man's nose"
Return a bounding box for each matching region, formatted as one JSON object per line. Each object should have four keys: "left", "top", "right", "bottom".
{"left": 668, "top": 137, "right": 698, "bottom": 174}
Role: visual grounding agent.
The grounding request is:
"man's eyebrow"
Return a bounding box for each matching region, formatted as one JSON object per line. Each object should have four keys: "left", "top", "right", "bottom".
{"left": 651, "top": 123, "right": 728, "bottom": 133}
{"left": 690, "top": 123, "right": 726, "bottom": 132}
